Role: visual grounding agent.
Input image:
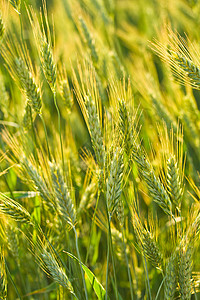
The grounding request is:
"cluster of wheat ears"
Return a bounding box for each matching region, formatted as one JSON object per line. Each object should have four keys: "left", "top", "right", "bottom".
{"left": 0, "top": 0, "right": 199, "bottom": 299}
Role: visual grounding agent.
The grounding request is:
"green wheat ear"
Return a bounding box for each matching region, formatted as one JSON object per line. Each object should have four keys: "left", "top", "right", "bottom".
{"left": 106, "top": 147, "right": 124, "bottom": 220}
{"left": 15, "top": 57, "right": 42, "bottom": 114}
{"left": 50, "top": 162, "right": 76, "bottom": 227}
{"left": 41, "top": 249, "right": 74, "bottom": 292}
{"left": 167, "top": 155, "right": 183, "bottom": 207}
{"left": 60, "top": 79, "right": 73, "bottom": 113}
{"left": 0, "top": 194, "right": 31, "bottom": 223}
{"left": 9, "top": 0, "right": 21, "bottom": 14}
{"left": 79, "top": 17, "right": 98, "bottom": 64}
{"left": 84, "top": 95, "right": 105, "bottom": 168}
{"left": 178, "top": 244, "right": 192, "bottom": 300}
{"left": 164, "top": 254, "right": 177, "bottom": 300}
{"left": 40, "top": 38, "right": 57, "bottom": 92}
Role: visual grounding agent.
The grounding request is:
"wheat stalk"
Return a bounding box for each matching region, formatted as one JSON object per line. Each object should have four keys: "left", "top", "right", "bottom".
{"left": 0, "top": 250, "right": 7, "bottom": 300}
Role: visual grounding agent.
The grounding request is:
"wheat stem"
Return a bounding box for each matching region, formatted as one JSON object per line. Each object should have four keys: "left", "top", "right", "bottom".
{"left": 39, "top": 114, "right": 51, "bottom": 160}
{"left": 122, "top": 229, "right": 134, "bottom": 300}
{"left": 85, "top": 189, "right": 100, "bottom": 264}
{"left": 73, "top": 226, "right": 88, "bottom": 300}
{"left": 53, "top": 92, "right": 65, "bottom": 176}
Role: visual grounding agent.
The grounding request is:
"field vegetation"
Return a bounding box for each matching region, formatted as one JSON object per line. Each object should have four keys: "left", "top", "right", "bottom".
{"left": 0, "top": 0, "right": 200, "bottom": 299}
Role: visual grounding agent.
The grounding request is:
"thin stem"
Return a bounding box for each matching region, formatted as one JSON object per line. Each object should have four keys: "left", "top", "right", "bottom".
{"left": 105, "top": 222, "right": 110, "bottom": 300}
{"left": 39, "top": 114, "right": 51, "bottom": 160}
{"left": 144, "top": 256, "right": 152, "bottom": 300}
{"left": 5, "top": 259, "right": 22, "bottom": 300}
{"left": 155, "top": 277, "right": 165, "bottom": 300}
{"left": 53, "top": 92, "right": 65, "bottom": 175}
{"left": 85, "top": 190, "right": 100, "bottom": 264}
{"left": 73, "top": 226, "right": 88, "bottom": 300}
{"left": 19, "top": 14, "right": 24, "bottom": 45}
{"left": 122, "top": 229, "right": 134, "bottom": 300}
{"left": 107, "top": 213, "right": 119, "bottom": 300}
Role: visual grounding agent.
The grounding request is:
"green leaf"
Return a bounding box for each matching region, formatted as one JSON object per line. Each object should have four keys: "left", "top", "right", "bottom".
{"left": 24, "top": 282, "right": 57, "bottom": 297}
{"left": 4, "top": 191, "right": 38, "bottom": 199}
{"left": 64, "top": 251, "right": 109, "bottom": 300}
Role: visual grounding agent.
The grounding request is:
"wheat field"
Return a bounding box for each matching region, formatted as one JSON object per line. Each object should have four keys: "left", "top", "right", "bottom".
{"left": 0, "top": 0, "right": 200, "bottom": 299}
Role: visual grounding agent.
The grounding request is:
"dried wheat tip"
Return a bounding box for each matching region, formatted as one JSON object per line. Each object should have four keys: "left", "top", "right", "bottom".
{"left": 85, "top": 95, "right": 104, "bottom": 167}
{"left": 9, "top": 0, "right": 21, "bottom": 14}
{"left": 0, "top": 194, "right": 30, "bottom": 223}
{"left": 23, "top": 103, "right": 33, "bottom": 131}
{"left": 0, "top": 12, "right": 5, "bottom": 40}
{"left": 15, "top": 58, "right": 42, "bottom": 113}
{"left": 42, "top": 249, "right": 74, "bottom": 292}
{"left": 178, "top": 245, "right": 192, "bottom": 300}
{"left": 6, "top": 225, "right": 20, "bottom": 266}
{"left": 0, "top": 251, "right": 7, "bottom": 300}
{"left": 164, "top": 254, "right": 177, "bottom": 300}
{"left": 106, "top": 148, "right": 124, "bottom": 220}
{"left": 40, "top": 38, "right": 57, "bottom": 92}
{"left": 60, "top": 79, "right": 73, "bottom": 113}
{"left": 50, "top": 163, "right": 76, "bottom": 227}
{"left": 167, "top": 155, "right": 183, "bottom": 207}
{"left": 79, "top": 17, "right": 98, "bottom": 64}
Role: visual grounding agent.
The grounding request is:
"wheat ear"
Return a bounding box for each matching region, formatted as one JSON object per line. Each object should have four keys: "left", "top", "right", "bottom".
{"left": 85, "top": 95, "right": 105, "bottom": 167}
{"left": 164, "top": 254, "right": 177, "bottom": 300}
{"left": 40, "top": 38, "right": 57, "bottom": 92}
{"left": 178, "top": 245, "right": 192, "bottom": 300}
{"left": 79, "top": 17, "right": 98, "bottom": 64}
{"left": 167, "top": 155, "right": 183, "bottom": 207}
{"left": 15, "top": 57, "right": 42, "bottom": 114}
{"left": 9, "top": 0, "right": 21, "bottom": 14}
{"left": 42, "top": 249, "right": 74, "bottom": 292}
{"left": 0, "top": 193, "right": 30, "bottom": 223}
{"left": 106, "top": 147, "right": 124, "bottom": 220}
{"left": 132, "top": 146, "right": 172, "bottom": 215}
{"left": 50, "top": 163, "right": 76, "bottom": 227}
